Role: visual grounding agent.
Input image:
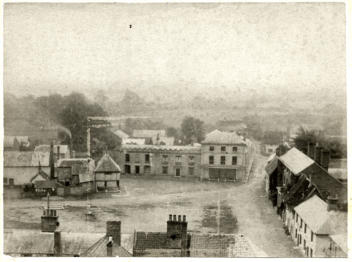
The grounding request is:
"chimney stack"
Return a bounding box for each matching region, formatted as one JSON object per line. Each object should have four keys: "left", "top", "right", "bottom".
{"left": 307, "top": 142, "right": 315, "bottom": 159}
{"left": 166, "top": 214, "right": 188, "bottom": 255}
{"left": 54, "top": 231, "right": 62, "bottom": 256}
{"left": 321, "top": 149, "right": 330, "bottom": 170}
{"left": 107, "top": 236, "right": 113, "bottom": 257}
{"left": 327, "top": 195, "right": 339, "bottom": 211}
{"left": 41, "top": 208, "right": 59, "bottom": 232}
{"left": 314, "top": 145, "right": 323, "bottom": 165}
{"left": 106, "top": 221, "right": 121, "bottom": 246}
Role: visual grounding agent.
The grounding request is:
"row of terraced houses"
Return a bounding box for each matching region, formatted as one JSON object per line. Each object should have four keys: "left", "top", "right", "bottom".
{"left": 264, "top": 143, "right": 347, "bottom": 258}
{"left": 115, "top": 129, "right": 255, "bottom": 182}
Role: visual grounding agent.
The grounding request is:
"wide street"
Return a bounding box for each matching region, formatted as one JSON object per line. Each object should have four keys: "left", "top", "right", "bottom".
{"left": 4, "top": 147, "right": 302, "bottom": 257}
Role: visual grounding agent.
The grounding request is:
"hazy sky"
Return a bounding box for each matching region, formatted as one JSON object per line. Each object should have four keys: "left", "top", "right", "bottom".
{"left": 4, "top": 3, "right": 346, "bottom": 97}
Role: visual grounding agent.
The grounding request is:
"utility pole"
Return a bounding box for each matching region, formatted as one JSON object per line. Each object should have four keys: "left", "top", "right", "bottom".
{"left": 87, "top": 127, "right": 91, "bottom": 157}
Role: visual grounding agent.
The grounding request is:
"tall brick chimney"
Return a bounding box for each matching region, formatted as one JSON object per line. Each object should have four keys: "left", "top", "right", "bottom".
{"left": 106, "top": 221, "right": 121, "bottom": 246}
{"left": 321, "top": 149, "right": 330, "bottom": 170}
{"left": 307, "top": 142, "right": 315, "bottom": 159}
{"left": 167, "top": 214, "right": 188, "bottom": 255}
{"left": 314, "top": 145, "right": 323, "bottom": 165}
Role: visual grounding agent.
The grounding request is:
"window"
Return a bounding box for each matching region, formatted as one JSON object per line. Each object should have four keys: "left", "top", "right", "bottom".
{"left": 125, "top": 154, "right": 130, "bottom": 162}
{"left": 189, "top": 155, "right": 195, "bottom": 162}
{"left": 232, "top": 146, "right": 237, "bottom": 152}
{"left": 125, "top": 165, "right": 131, "bottom": 174}
{"left": 145, "top": 154, "right": 150, "bottom": 163}
{"left": 162, "top": 155, "right": 168, "bottom": 161}
{"left": 304, "top": 239, "right": 306, "bottom": 248}
{"left": 311, "top": 232, "right": 314, "bottom": 242}
{"left": 295, "top": 229, "right": 297, "bottom": 238}
{"left": 296, "top": 214, "right": 298, "bottom": 222}
{"left": 232, "top": 156, "right": 237, "bottom": 165}
{"left": 209, "top": 146, "right": 214, "bottom": 151}
{"left": 162, "top": 166, "right": 168, "bottom": 174}
{"left": 189, "top": 167, "right": 194, "bottom": 176}
{"left": 3, "top": 177, "right": 8, "bottom": 184}
{"left": 209, "top": 156, "right": 214, "bottom": 165}
{"left": 304, "top": 223, "right": 307, "bottom": 233}
{"left": 176, "top": 168, "right": 181, "bottom": 177}
{"left": 176, "top": 155, "right": 182, "bottom": 162}
{"left": 310, "top": 248, "right": 313, "bottom": 257}
{"left": 221, "top": 156, "right": 226, "bottom": 165}
{"left": 300, "top": 218, "right": 303, "bottom": 228}
{"left": 134, "top": 154, "right": 140, "bottom": 163}
{"left": 221, "top": 146, "right": 226, "bottom": 152}
{"left": 135, "top": 166, "right": 140, "bottom": 174}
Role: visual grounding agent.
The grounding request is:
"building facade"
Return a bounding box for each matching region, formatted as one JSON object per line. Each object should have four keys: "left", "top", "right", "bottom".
{"left": 201, "top": 130, "right": 254, "bottom": 182}
{"left": 119, "top": 144, "right": 201, "bottom": 178}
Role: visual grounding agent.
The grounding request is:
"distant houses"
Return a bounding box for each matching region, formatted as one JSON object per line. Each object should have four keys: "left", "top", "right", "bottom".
{"left": 264, "top": 144, "right": 347, "bottom": 258}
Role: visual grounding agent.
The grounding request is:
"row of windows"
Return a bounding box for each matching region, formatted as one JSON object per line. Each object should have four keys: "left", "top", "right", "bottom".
{"left": 295, "top": 213, "right": 314, "bottom": 242}
{"left": 125, "top": 154, "right": 195, "bottom": 162}
{"left": 209, "top": 156, "right": 237, "bottom": 165}
{"left": 209, "top": 146, "right": 238, "bottom": 152}
{"left": 162, "top": 166, "right": 195, "bottom": 176}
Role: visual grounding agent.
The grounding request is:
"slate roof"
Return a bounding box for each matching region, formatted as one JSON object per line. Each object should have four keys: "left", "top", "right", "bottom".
{"left": 122, "top": 144, "right": 201, "bottom": 154}
{"left": 133, "top": 130, "right": 166, "bottom": 138}
{"left": 95, "top": 153, "right": 121, "bottom": 173}
{"left": 265, "top": 154, "right": 278, "bottom": 176}
{"left": 279, "top": 147, "right": 314, "bottom": 175}
{"left": 4, "top": 230, "right": 54, "bottom": 255}
{"left": 202, "top": 129, "right": 246, "bottom": 145}
{"left": 30, "top": 169, "right": 50, "bottom": 183}
{"left": 133, "top": 232, "right": 256, "bottom": 257}
{"left": 84, "top": 236, "right": 131, "bottom": 257}
{"left": 294, "top": 195, "right": 347, "bottom": 235}
{"left": 302, "top": 163, "right": 347, "bottom": 203}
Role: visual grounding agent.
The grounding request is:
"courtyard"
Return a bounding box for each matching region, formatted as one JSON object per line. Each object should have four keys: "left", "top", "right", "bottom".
{"left": 4, "top": 152, "right": 302, "bottom": 257}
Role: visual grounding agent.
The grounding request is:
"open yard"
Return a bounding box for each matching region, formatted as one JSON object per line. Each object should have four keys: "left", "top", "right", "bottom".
{"left": 4, "top": 151, "right": 302, "bottom": 257}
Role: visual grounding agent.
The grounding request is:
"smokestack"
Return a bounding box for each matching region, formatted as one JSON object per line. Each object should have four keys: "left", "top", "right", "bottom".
{"left": 54, "top": 231, "right": 62, "bottom": 256}
{"left": 314, "top": 145, "right": 323, "bottom": 165}
{"left": 106, "top": 221, "right": 121, "bottom": 246}
{"left": 307, "top": 142, "right": 315, "bottom": 159}
{"left": 107, "top": 236, "right": 113, "bottom": 257}
{"left": 321, "top": 149, "right": 330, "bottom": 170}
{"left": 49, "top": 142, "right": 55, "bottom": 180}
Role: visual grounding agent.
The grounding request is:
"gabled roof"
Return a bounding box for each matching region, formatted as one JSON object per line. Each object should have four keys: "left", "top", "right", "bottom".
{"left": 202, "top": 130, "right": 246, "bottom": 145}
{"left": 330, "top": 233, "right": 347, "bottom": 254}
{"left": 30, "top": 169, "right": 50, "bottom": 183}
{"left": 294, "top": 195, "right": 347, "bottom": 235}
{"left": 279, "top": 147, "right": 314, "bottom": 175}
{"left": 95, "top": 154, "right": 121, "bottom": 173}
{"left": 133, "top": 130, "right": 166, "bottom": 138}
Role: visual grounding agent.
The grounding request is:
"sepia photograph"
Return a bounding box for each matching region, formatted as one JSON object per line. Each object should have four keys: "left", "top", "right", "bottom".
{"left": 2, "top": 1, "right": 348, "bottom": 258}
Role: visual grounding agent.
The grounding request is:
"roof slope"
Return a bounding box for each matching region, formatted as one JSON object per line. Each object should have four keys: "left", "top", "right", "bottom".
{"left": 84, "top": 236, "right": 131, "bottom": 257}
{"left": 279, "top": 147, "right": 314, "bottom": 175}
{"left": 95, "top": 153, "right": 121, "bottom": 173}
{"left": 330, "top": 233, "right": 347, "bottom": 254}
{"left": 265, "top": 154, "right": 278, "bottom": 175}
{"left": 202, "top": 129, "right": 246, "bottom": 145}
{"left": 122, "top": 144, "right": 201, "bottom": 153}
{"left": 294, "top": 195, "right": 347, "bottom": 235}
{"left": 113, "top": 129, "right": 129, "bottom": 139}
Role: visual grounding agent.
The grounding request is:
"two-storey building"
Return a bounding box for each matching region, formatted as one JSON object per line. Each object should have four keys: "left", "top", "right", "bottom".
{"left": 200, "top": 130, "right": 253, "bottom": 182}
{"left": 119, "top": 144, "right": 201, "bottom": 178}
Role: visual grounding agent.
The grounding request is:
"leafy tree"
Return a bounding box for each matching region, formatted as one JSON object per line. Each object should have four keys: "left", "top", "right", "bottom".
{"left": 293, "top": 126, "right": 324, "bottom": 152}
{"left": 180, "top": 116, "right": 205, "bottom": 144}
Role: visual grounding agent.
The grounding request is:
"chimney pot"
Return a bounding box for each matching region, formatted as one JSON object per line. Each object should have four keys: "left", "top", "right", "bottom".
{"left": 173, "top": 215, "right": 176, "bottom": 221}
{"left": 178, "top": 215, "right": 181, "bottom": 221}
{"left": 169, "top": 214, "right": 172, "bottom": 221}
{"left": 183, "top": 215, "right": 186, "bottom": 222}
